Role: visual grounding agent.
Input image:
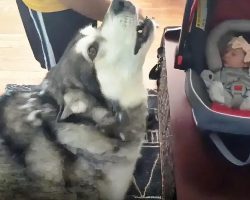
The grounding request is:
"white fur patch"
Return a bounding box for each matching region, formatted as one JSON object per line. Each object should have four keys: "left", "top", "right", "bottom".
{"left": 91, "top": 107, "right": 109, "bottom": 122}
{"left": 57, "top": 123, "right": 115, "bottom": 154}
{"left": 75, "top": 38, "right": 93, "bottom": 63}
{"left": 18, "top": 98, "right": 36, "bottom": 110}
{"left": 75, "top": 26, "right": 100, "bottom": 64}
{"left": 119, "top": 133, "right": 126, "bottom": 141}
{"left": 76, "top": 14, "right": 155, "bottom": 109}
{"left": 80, "top": 25, "right": 98, "bottom": 36}
{"left": 63, "top": 90, "right": 88, "bottom": 113}
{"left": 92, "top": 14, "right": 154, "bottom": 108}
{"left": 41, "top": 79, "right": 49, "bottom": 90}
{"left": 95, "top": 65, "right": 147, "bottom": 108}
{"left": 26, "top": 136, "right": 63, "bottom": 183}
{"left": 26, "top": 110, "right": 42, "bottom": 126}
{"left": 39, "top": 79, "right": 49, "bottom": 95}
{"left": 70, "top": 101, "right": 87, "bottom": 113}
{"left": 98, "top": 162, "right": 138, "bottom": 200}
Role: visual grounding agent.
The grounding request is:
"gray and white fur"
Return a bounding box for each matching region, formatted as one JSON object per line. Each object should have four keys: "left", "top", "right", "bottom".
{"left": 0, "top": 0, "right": 155, "bottom": 199}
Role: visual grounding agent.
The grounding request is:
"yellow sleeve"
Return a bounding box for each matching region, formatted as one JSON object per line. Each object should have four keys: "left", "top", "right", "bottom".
{"left": 22, "top": 0, "right": 67, "bottom": 13}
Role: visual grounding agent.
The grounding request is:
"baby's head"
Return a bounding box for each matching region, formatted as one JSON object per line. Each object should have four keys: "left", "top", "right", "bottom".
{"left": 222, "top": 36, "right": 250, "bottom": 68}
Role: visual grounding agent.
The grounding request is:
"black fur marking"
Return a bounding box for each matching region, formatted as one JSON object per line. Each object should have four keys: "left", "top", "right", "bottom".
{"left": 40, "top": 119, "right": 76, "bottom": 162}
{"left": 0, "top": 93, "right": 28, "bottom": 166}
{"left": 111, "top": 0, "right": 135, "bottom": 15}
{"left": 36, "top": 92, "right": 60, "bottom": 109}
{"left": 79, "top": 62, "right": 108, "bottom": 108}
{"left": 88, "top": 42, "right": 99, "bottom": 61}
{"left": 1, "top": 134, "right": 28, "bottom": 166}
{"left": 59, "top": 114, "right": 97, "bottom": 126}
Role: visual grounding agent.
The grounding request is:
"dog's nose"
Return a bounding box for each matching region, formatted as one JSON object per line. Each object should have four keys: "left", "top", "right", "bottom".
{"left": 118, "top": 1, "right": 125, "bottom": 9}
{"left": 112, "top": 0, "right": 135, "bottom": 15}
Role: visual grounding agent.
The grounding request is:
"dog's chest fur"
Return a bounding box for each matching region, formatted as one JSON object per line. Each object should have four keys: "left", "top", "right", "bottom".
{"left": 95, "top": 65, "right": 147, "bottom": 109}
{"left": 0, "top": 87, "right": 147, "bottom": 199}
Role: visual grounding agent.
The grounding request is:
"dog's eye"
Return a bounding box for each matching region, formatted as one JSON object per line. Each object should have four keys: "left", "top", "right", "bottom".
{"left": 88, "top": 43, "right": 98, "bottom": 60}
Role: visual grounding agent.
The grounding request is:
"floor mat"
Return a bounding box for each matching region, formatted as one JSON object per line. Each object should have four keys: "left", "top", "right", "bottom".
{"left": 126, "top": 89, "right": 162, "bottom": 200}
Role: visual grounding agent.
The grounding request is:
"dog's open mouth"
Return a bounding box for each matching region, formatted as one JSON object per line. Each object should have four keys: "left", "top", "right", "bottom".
{"left": 134, "top": 17, "right": 154, "bottom": 54}
{"left": 136, "top": 17, "right": 153, "bottom": 41}
{"left": 103, "top": 0, "right": 155, "bottom": 55}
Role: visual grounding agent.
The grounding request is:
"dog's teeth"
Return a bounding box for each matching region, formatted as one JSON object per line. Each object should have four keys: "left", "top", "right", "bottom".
{"left": 137, "top": 29, "right": 143, "bottom": 34}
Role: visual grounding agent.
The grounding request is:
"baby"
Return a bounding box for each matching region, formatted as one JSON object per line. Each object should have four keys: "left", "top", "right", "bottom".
{"left": 223, "top": 36, "right": 250, "bottom": 68}
{"left": 202, "top": 36, "right": 250, "bottom": 109}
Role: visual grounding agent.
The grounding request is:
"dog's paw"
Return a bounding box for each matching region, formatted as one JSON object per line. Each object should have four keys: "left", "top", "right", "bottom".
{"left": 70, "top": 101, "right": 87, "bottom": 113}
{"left": 63, "top": 89, "right": 89, "bottom": 113}
{"left": 57, "top": 123, "right": 118, "bottom": 154}
{"left": 91, "top": 107, "right": 116, "bottom": 125}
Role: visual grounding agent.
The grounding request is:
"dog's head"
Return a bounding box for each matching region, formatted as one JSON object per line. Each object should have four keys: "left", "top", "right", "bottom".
{"left": 75, "top": 0, "right": 155, "bottom": 74}
{"left": 101, "top": 0, "right": 155, "bottom": 55}
{"left": 44, "top": 0, "right": 155, "bottom": 109}
{"left": 72, "top": 0, "right": 155, "bottom": 107}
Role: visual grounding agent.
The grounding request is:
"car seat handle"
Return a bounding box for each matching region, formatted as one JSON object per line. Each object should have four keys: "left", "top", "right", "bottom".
{"left": 210, "top": 133, "right": 250, "bottom": 166}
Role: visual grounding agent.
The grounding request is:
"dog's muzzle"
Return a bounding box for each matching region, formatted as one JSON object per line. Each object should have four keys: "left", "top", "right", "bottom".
{"left": 111, "top": 0, "right": 136, "bottom": 15}
{"left": 134, "top": 17, "right": 154, "bottom": 54}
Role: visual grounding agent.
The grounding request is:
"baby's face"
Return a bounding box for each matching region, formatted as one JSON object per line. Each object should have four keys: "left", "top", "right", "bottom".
{"left": 222, "top": 47, "right": 248, "bottom": 68}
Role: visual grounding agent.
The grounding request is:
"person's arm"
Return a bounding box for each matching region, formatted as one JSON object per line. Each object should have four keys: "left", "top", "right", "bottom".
{"left": 59, "top": 0, "right": 144, "bottom": 21}
{"left": 59, "top": 0, "right": 111, "bottom": 21}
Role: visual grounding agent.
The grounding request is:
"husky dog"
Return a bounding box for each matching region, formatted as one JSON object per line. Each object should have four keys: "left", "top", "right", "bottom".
{"left": 0, "top": 0, "right": 155, "bottom": 199}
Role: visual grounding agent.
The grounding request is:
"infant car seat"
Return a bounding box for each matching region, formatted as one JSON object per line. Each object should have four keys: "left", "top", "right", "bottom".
{"left": 175, "top": 0, "right": 250, "bottom": 166}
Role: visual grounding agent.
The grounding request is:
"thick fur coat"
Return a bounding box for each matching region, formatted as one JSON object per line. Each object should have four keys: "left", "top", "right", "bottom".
{"left": 0, "top": 0, "right": 155, "bottom": 199}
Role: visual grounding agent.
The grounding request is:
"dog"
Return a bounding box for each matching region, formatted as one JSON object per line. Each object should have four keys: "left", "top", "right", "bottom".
{"left": 0, "top": 0, "right": 155, "bottom": 199}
